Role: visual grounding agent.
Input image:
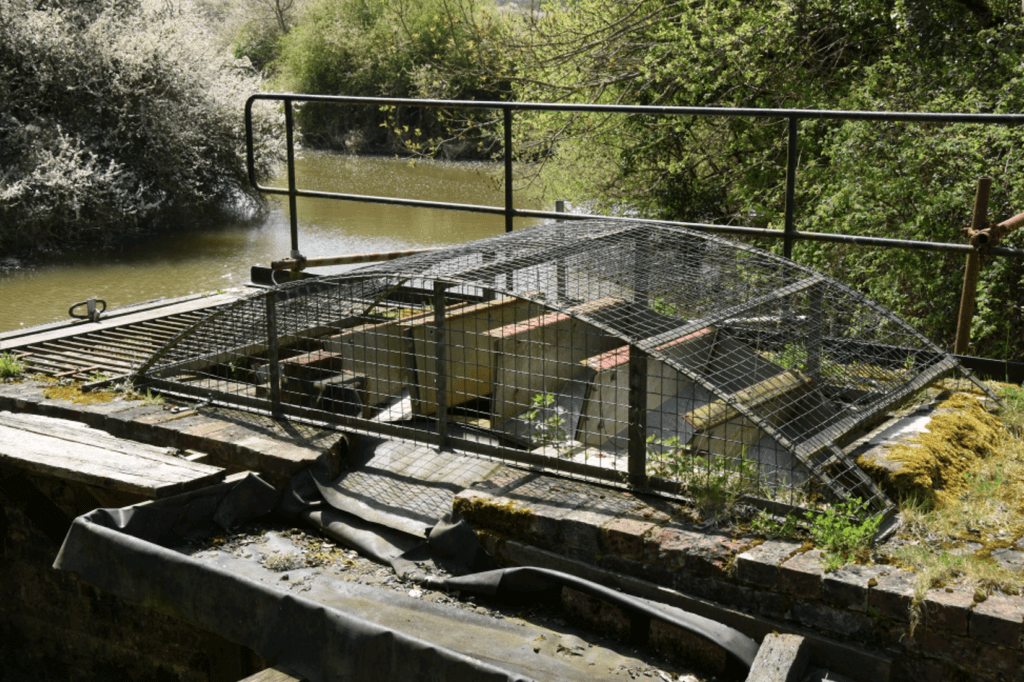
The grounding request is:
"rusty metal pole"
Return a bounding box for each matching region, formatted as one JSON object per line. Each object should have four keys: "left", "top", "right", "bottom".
{"left": 954, "top": 178, "right": 992, "bottom": 355}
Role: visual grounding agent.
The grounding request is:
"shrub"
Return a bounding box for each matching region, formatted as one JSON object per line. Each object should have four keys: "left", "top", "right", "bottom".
{"left": 275, "top": 0, "right": 507, "bottom": 155}
{"left": 0, "top": 0, "right": 282, "bottom": 254}
{"left": 233, "top": 18, "right": 285, "bottom": 73}
{"left": 805, "top": 498, "right": 883, "bottom": 572}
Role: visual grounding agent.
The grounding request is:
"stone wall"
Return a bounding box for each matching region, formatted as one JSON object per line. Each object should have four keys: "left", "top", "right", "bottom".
{"left": 455, "top": 481, "right": 1024, "bottom": 682}
{"left": 0, "top": 472, "right": 269, "bottom": 682}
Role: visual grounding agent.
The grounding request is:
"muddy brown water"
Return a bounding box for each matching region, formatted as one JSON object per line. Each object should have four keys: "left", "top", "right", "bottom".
{"left": 0, "top": 153, "right": 541, "bottom": 333}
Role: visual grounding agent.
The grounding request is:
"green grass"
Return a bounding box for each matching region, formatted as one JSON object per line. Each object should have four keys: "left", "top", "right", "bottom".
{"left": 999, "top": 383, "right": 1024, "bottom": 437}
{"left": 751, "top": 498, "right": 883, "bottom": 572}
{"left": 0, "top": 352, "right": 24, "bottom": 379}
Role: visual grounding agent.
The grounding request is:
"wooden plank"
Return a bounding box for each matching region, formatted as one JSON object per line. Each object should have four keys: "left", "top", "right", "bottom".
{"left": 280, "top": 349, "right": 345, "bottom": 382}
{"left": 324, "top": 303, "right": 472, "bottom": 407}
{"left": 682, "top": 370, "right": 814, "bottom": 459}
{"left": 55, "top": 365, "right": 101, "bottom": 379}
{"left": 0, "top": 293, "right": 210, "bottom": 342}
{"left": 487, "top": 299, "right": 622, "bottom": 421}
{"left": 0, "top": 411, "right": 224, "bottom": 498}
{"left": 41, "top": 338, "right": 148, "bottom": 362}
{"left": 684, "top": 370, "right": 813, "bottom": 432}
{"left": 32, "top": 344, "right": 135, "bottom": 370}
{"left": 409, "top": 295, "right": 547, "bottom": 415}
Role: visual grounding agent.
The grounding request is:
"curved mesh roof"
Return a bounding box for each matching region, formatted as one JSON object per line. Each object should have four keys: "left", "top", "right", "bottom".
{"left": 137, "top": 219, "right": 979, "bottom": 514}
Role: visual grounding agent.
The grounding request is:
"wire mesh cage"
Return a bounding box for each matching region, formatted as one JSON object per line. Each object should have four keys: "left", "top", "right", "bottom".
{"left": 136, "top": 219, "right": 984, "bottom": 516}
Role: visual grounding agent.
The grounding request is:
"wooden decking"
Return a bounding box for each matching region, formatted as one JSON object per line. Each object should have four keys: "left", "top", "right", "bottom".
{"left": 0, "top": 411, "right": 224, "bottom": 498}
{"left": 0, "top": 288, "right": 258, "bottom": 382}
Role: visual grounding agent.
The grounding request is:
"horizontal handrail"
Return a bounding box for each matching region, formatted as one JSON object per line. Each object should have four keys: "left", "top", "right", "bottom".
{"left": 244, "top": 93, "right": 1024, "bottom": 260}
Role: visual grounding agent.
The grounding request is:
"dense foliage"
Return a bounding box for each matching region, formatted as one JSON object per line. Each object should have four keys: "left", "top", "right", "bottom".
{"left": 425, "top": 0, "right": 1024, "bottom": 359}
{"left": 4, "top": 0, "right": 1022, "bottom": 358}
{"left": 273, "top": 0, "right": 507, "bottom": 154}
{"left": 0, "top": 0, "right": 281, "bottom": 254}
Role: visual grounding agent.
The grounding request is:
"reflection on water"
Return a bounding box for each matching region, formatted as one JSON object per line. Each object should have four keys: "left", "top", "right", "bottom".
{"left": 0, "top": 153, "right": 541, "bottom": 332}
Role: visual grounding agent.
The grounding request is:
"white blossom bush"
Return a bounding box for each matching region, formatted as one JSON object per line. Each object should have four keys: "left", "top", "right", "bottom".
{"left": 0, "top": 0, "right": 283, "bottom": 253}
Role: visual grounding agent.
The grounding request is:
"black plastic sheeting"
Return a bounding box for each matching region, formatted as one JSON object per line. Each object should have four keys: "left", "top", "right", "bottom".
{"left": 55, "top": 471, "right": 759, "bottom": 680}
{"left": 284, "top": 461, "right": 759, "bottom": 669}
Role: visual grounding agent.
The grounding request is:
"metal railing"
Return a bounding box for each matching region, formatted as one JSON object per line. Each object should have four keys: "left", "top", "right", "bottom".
{"left": 141, "top": 216, "right": 974, "bottom": 516}
{"left": 246, "top": 93, "right": 1024, "bottom": 262}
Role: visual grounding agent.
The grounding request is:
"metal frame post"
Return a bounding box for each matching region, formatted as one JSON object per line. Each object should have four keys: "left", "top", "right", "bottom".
{"left": 556, "top": 200, "right": 567, "bottom": 302}
{"left": 433, "top": 281, "right": 449, "bottom": 449}
{"left": 265, "top": 291, "right": 282, "bottom": 416}
{"left": 504, "top": 107, "right": 514, "bottom": 234}
{"left": 628, "top": 345, "right": 648, "bottom": 488}
{"left": 284, "top": 99, "right": 301, "bottom": 260}
{"left": 807, "top": 282, "right": 823, "bottom": 380}
{"left": 634, "top": 229, "right": 650, "bottom": 305}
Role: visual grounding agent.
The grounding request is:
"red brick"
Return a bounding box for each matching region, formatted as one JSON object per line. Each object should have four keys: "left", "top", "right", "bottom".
{"left": 918, "top": 628, "right": 980, "bottom": 666}
{"left": 643, "top": 526, "right": 700, "bottom": 570}
{"left": 821, "top": 564, "right": 884, "bottom": 611}
{"left": 558, "top": 510, "right": 604, "bottom": 561}
{"left": 685, "top": 533, "right": 747, "bottom": 577}
{"left": 790, "top": 600, "right": 875, "bottom": 642}
{"left": 560, "top": 586, "right": 633, "bottom": 640}
{"left": 734, "top": 539, "right": 803, "bottom": 589}
{"left": 976, "top": 641, "right": 1024, "bottom": 676}
{"left": 649, "top": 619, "right": 728, "bottom": 676}
{"left": 868, "top": 569, "right": 917, "bottom": 623}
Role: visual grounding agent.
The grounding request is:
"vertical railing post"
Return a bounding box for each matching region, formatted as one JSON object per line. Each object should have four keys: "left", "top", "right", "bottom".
{"left": 245, "top": 97, "right": 257, "bottom": 188}
{"left": 955, "top": 177, "right": 992, "bottom": 354}
{"left": 284, "top": 99, "right": 302, "bottom": 260}
{"left": 433, "top": 281, "right": 449, "bottom": 449}
{"left": 628, "top": 344, "right": 648, "bottom": 488}
{"left": 265, "top": 291, "right": 282, "bottom": 417}
{"left": 504, "top": 107, "right": 514, "bottom": 234}
{"left": 783, "top": 115, "right": 799, "bottom": 260}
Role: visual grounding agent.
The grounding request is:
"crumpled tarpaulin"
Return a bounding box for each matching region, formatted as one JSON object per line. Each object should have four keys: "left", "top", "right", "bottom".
{"left": 56, "top": 465, "right": 759, "bottom": 681}
{"left": 282, "top": 445, "right": 760, "bottom": 671}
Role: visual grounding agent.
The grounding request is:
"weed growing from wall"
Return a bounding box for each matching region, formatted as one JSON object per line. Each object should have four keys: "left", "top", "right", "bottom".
{"left": 0, "top": 353, "right": 24, "bottom": 379}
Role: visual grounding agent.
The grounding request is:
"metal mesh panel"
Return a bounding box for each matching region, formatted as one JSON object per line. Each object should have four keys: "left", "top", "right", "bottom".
{"left": 137, "top": 219, "right": 980, "bottom": 515}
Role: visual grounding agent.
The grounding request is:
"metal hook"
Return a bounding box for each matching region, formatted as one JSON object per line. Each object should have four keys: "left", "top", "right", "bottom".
{"left": 69, "top": 298, "right": 106, "bottom": 322}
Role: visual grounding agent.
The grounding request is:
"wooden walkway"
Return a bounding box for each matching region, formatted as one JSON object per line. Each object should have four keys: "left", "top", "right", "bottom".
{"left": 0, "top": 288, "right": 259, "bottom": 382}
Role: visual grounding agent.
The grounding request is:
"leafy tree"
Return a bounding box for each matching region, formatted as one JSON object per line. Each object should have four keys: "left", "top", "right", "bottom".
{"left": 227, "top": 0, "right": 303, "bottom": 73}
{"left": 274, "top": 0, "right": 509, "bottom": 155}
{"left": 442, "top": 0, "right": 1024, "bottom": 358}
{"left": 0, "top": 0, "right": 282, "bottom": 254}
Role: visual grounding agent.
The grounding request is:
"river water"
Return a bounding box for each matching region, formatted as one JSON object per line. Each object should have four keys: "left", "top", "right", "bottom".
{"left": 0, "top": 153, "right": 540, "bottom": 333}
